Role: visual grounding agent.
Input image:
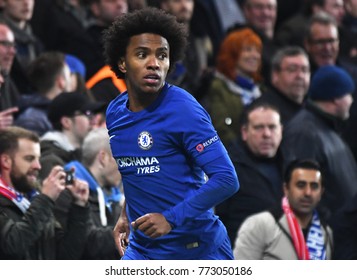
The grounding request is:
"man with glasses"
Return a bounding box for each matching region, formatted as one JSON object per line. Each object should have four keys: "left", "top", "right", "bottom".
{"left": 254, "top": 46, "right": 310, "bottom": 125}
{"left": 0, "top": 23, "right": 19, "bottom": 127}
{"left": 304, "top": 11, "right": 357, "bottom": 83}
{"left": 0, "top": 0, "right": 42, "bottom": 94}
{"left": 275, "top": 0, "right": 345, "bottom": 48}
{"left": 303, "top": 12, "right": 357, "bottom": 163}
{"left": 281, "top": 65, "right": 357, "bottom": 216}
{"left": 39, "top": 92, "right": 105, "bottom": 181}
{"left": 304, "top": 12, "right": 340, "bottom": 70}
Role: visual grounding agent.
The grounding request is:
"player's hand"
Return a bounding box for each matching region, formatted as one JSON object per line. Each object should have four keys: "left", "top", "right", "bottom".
{"left": 132, "top": 213, "right": 172, "bottom": 239}
{"left": 113, "top": 205, "right": 130, "bottom": 257}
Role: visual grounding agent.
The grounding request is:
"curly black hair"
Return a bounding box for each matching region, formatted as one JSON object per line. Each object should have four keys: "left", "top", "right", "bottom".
{"left": 103, "top": 7, "right": 188, "bottom": 79}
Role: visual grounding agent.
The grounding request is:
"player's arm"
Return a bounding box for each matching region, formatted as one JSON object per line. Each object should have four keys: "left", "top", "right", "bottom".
{"left": 162, "top": 143, "right": 239, "bottom": 228}
{"left": 113, "top": 200, "right": 130, "bottom": 256}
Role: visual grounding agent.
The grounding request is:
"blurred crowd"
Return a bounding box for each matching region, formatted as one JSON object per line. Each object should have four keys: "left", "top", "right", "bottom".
{"left": 1, "top": 0, "right": 357, "bottom": 260}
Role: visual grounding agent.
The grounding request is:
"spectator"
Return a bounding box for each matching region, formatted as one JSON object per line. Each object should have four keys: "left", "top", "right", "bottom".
{"left": 191, "top": 0, "right": 246, "bottom": 61}
{"left": 160, "top": 0, "right": 213, "bottom": 100}
{"left": 241, "top": 0, "right": 279, "bottom": 84}
{"left": 31, "top": 0, "right": 93, "bottom": 79}
{"left": 342, "top": 98, "right": 357, "bottom": 162}
{"left": 302, "top": 12, "right": 357, "bottom": 161}
{"left": 303, "top": 12, "right": 357, "bottom": 80}
{"left": 0, "top": 23, "right": 19, "bottom": 112}
{"left": 15, "top": 51, "right": 73, "bottom": 136}
{"left": 60, "top": 127, "right": 123, "bottom": 259}
{"left": 341, "top": 0, "right": 357, "bottom": 62}
{"left": 281, "top": 65, "right": 357, "bottom": 216}
{"left": 206, "top": 27, "right": 262, "bottom": 148}
{"left": 85, "top": 0, "right": 128, "bottom": 104}
{"left": 0, "top": 64, "right": 17, "bottom": 128}
{"left": 329, "top": 189, "right": 357, "bottom": 259}
{"left": 86, "top": 64, "right": 127, "bottom": 105}
{"left": 0, "top": 126, "right": 90, "bottom": 259}
{"left": 39, "top": 92, "right": 105, "bottom": 180}
{"left": 85, "top": 0, "right": 128, "bottom": 79}
{"left": 0, "top": 0, "right": 43, "bottom": 94}
{"left": 275, "top": 0, "right": 304, "bottom": 30}
{"left": 304, "top": 12, "right": 339, "bottom": 69}
{"left": 233, "top": 159, "right": 333, "bottom": 260}
{"left": 276, "top": 0, "right": 345, "bottom": 48}
{"left": 243, "top": 0, "right": 277, "bottom": 40}
{"left": 129, "top": 0, "right": 147, "bottom": 11}
{"left": 216, "top": 103, "right": 284, "bottom": 246}
{"left": 254, "top": 46, "right": 310, "bottom": 125}
{"left": 64, "top": 54, "right": 89, "bottom": 95}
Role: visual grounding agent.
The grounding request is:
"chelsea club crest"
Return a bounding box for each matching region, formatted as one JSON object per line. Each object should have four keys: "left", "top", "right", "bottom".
{"left": 138, "top": 131, "right": 153, "bottom": 150}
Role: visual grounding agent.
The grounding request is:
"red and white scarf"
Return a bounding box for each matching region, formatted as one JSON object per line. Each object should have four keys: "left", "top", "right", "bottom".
{"left": 0, "top": 177, "right": 30, "bottom": 213}
{"left": 282, "top": 196, "right": 326, "bottom": 260}
{"left": 282, "top": 196, "right": 309, "bottom": 259}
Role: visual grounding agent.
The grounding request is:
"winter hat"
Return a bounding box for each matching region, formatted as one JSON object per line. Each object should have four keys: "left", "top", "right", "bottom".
{"left": 308, "top": 65, "right": 355, "bottom": 101}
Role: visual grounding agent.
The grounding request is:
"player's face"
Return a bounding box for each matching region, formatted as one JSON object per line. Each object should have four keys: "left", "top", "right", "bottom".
{"left": 120, "top": 33, "right": 170, "bottom": 96}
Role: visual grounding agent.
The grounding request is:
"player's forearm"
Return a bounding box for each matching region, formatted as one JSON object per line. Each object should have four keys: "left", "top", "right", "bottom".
{"left": 162, "top": 154, "right": 239, "bottom": 227}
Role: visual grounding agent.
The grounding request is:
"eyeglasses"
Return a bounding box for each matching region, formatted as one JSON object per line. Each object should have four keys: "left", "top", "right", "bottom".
{"left": 0, "top": 40, "right": 16, "bottom": 49}
{"left": 279, "top": 65, "right": 310, "bottom": 74}
{"left": 71, "top": 110, "right": 94, "bottom": 119}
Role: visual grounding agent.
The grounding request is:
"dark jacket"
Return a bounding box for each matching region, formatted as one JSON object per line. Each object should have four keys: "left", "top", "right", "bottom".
{"left": 329, "top": 191, "right": 357, "bottom": 259}
{"left": 54, "top": 189, "right": 120, "bottom": 260}
{"left": 65, "top": 161, "right": 121, "bottom": 259}
{"left": 31, "top": 0, "right": 99, "bottom": 80}
{"left": 281, "top": 101, "right": 357, "bottom": 216}
{"left": 216, "top": 141, "right": 284, "bottom": 246}
{"left": 0, "top": 75, "right": 20, "bottom": 111}
{"left": 275, "top": 13, "right": 308, "bottom": 48}
{"left": 39, "top": 132, "right": 82, "bottom": 181}
{"left": 0, "top": 193, "right": 89, "bottom": 259}
{"left": 14, "top": 94, "right": 52, "bottom": 136}
{"left": 253, "top": 86, "right": 304, "bottom": 125}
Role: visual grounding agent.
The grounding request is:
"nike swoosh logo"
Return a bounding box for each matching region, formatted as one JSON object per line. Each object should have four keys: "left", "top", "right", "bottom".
{"left": 109, "top": 135, "right": 115, "bottom": 140}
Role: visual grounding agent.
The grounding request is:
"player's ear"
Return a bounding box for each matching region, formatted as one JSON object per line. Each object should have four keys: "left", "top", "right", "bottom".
{"left": 118, "top": 59, "right": 126, "bottom": 73}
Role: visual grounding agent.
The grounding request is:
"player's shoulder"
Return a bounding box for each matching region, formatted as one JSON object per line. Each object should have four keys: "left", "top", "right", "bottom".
{"left": 164, "top": 84, "right": 203, "bottom": 113}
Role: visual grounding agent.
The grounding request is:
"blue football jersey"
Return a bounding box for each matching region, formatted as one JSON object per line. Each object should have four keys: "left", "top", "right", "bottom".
{"left": 106, "top": 83, "right": 239, "bottom": 259}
